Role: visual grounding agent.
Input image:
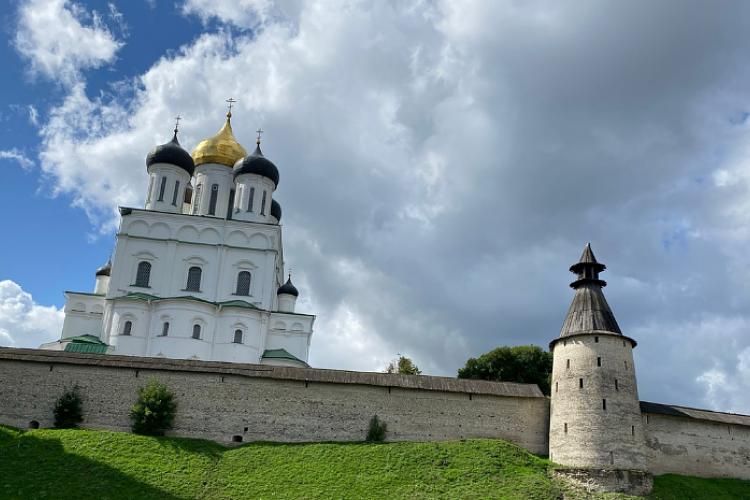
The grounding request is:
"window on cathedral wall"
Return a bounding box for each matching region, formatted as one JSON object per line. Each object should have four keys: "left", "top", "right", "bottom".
{"left": 161, "top": 322, "right": 170, "bottom": 337}
{"left": 260, "top": 190, "right": 267, "bottom": 215}
{"left": 122, "top": 320, "right": 132, "bottom": 336}
{"left": 235, "top": 271, "right": 252, "bottom": 296}
{"left": 233, "top": 329, "right": 243, "bottom": 344}
{"left": 158, "top": 176, "right": 167, "bottom": 202}
{"left": 208, "top": 184, "right": 219, "bottom": 215}
{"left": 192, "top": 324, "right": 201, "bottom": 340}
{"left": 185, "top": 266, "right": 202, "bottom": 292}
{"left": 134, "top": 261, "right": 152, "bottom": 287}
{"left": 146, "top": 176, "right": 155, "bottom": 204}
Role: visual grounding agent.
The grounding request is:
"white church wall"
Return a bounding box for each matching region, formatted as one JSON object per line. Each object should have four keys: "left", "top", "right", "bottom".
{"left": 145, "top": 163, "right": 191, "bottom": 214}
{"left": 233, "top": 173, "right": 276, "bottom": 224}
{"left": 193, "top": 164, "right": 234, "bottom": 217}
{"left": 60, "top": 293, "right": 105, "bottom": 339}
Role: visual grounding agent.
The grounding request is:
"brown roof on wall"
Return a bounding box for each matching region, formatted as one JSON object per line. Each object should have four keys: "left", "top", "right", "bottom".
{"left": 641, "top": 401, "right": 750, "bottom": 427}
{"left": 0, "top": 348, "right": 545, "bottom": 398}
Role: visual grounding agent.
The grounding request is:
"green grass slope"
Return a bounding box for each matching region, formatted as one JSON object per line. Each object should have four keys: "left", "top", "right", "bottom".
{"left": 1, "top": 426, "right": 748, "bottom": 499}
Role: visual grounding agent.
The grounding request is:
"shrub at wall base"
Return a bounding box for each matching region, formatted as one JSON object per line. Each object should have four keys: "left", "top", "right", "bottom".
{"left": 130, "top": 379, "right": 177, "bottom": 436}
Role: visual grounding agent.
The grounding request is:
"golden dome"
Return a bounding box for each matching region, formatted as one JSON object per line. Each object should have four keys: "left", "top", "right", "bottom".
{"left": 191, "top": 113, "right": 248, "bottom": 167}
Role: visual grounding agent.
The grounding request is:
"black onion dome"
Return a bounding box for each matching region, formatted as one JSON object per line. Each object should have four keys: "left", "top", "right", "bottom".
{"left": 277, "top": 276, "right": 298, "bottom": 297}
{"left": 146, "top": 133, "right": 195, "bottom": 175}
{"left": 95, "top": 260, "right": 111, "bottom": 277}
{"left": 233, "top": 144, "right": 280, "bottom": 187}
{"left": 271, "top": 199, "right": 282, "bottom": 221}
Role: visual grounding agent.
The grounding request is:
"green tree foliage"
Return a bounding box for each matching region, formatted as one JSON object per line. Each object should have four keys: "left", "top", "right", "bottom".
{"left": 53, "top": 386, "right": 83, "bottom": 429}
{"left": 457, "top": 345, "right": 552, "bottom": 395}
{"left": 385, "top": 355, "right": 422, "bottom": 375}
{"left": 130, "top": 379, "right": 177, "bottom": 436}
{"left": 365, "top": 415, "right": 387, "bottom": 442}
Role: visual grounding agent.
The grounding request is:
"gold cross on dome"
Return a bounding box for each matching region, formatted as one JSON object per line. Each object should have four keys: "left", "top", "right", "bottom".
{"left": 174, "top": 115, "right": 181, "bottom": 133}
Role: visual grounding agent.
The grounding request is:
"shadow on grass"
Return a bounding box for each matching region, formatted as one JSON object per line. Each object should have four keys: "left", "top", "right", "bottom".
{"left": 0, "top": 428, "right": 183, "bottom": 500}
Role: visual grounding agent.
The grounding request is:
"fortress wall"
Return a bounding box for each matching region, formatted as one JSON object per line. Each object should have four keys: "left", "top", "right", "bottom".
{"left": 0, "top": 349, "right": 550, "bottom": 454}
{"left": 642, "top": 408, "right": 750, "bottom": 479}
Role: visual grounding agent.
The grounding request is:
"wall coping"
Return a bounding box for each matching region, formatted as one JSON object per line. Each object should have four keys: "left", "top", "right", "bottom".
{"left": 0, "top": 348, "right": 545, "bottom": 398}
{"left": 641, "top": 401, "right": 750, "bottom": 428}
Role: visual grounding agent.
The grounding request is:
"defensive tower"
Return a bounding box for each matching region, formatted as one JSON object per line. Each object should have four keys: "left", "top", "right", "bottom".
{"left": 549, "top": 244, "right": 648, "bottom": 481}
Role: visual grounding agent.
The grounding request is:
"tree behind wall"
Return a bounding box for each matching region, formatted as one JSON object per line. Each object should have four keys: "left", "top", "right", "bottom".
{"left": 457, "top": 345, "right": 552, "bottom": 395}
{"left": 385, "top": 355, "right": 422, "bottom": 375}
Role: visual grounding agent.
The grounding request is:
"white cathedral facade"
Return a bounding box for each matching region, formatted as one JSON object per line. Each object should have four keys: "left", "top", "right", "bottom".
{"left": 41, "top": 109, "right": 314, "bottom": 368}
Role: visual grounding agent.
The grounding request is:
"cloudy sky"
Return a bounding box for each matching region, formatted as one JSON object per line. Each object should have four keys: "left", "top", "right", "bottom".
{"left": 2, "top": 0, "right": 750, "bottom": 413}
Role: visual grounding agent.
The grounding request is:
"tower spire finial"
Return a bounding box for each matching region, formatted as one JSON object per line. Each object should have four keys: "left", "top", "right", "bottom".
{"left": 173, "top": 114, "right": 181, "bottom": 139}
{"left": 569, "top": 242, "right": 607, "bottom": 289}
{"left": 225, "top": 97, "right": 237, "bottom": 119}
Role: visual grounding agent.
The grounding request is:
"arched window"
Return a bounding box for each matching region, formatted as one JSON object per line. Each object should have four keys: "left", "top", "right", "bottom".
{"left": 135, "top": 261, "right": 151, "bottom": 287}
{"left": 233, "top": 329, "right": 243, "bottom": 344}
{"left": 186, "top": 266, "right": 202, "bottom": 292}
{"left": 157, "top": 176, "right": 167, "bottom": 201}
{"left": 247, "top": 187, "right": 255, "bottom": 212}
{"left": 235, "top": 271, "right": 251, "bottom": 296}
{"left": 122, "top": 321, "right": 133, "bottom": 336}
{"left": 161, "top": 322, "right": 170, "bottom": 337}
{"left": 146, "top": 176, "right": 155, "bottom": 204}
{"left": 192, "top": 324, "right": 201, "bottom": 340}
{"left": 208, "top": 183, "right": 219, "bottom": 215}
{"left": 260, "top": 190, "right": 267, "bottom": 215}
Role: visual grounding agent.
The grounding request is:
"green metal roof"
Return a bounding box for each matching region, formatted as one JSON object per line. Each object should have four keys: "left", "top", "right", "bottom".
{"left": 62, "top": 335, "right": 108, "bottom": 354}
{"left": 262, "top": 348, "right": 307, "bottom": 365}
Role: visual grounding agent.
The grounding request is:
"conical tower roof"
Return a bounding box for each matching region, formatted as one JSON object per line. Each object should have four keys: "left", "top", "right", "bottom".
{"left": 557, "top": 243, "right": 622, "bottom": 339}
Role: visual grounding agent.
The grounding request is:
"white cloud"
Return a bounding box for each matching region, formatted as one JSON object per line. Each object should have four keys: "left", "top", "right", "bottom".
{"left": 697, "top": 347, "right": 750, "bottom": 414}
{"left": 14, "top": 0, "right": 123, "bottom": 85}
{"left": 0, "top": 149, "right": 34, "bottom": 170}
{"left": 0, "top": 280, "right": 64, "bottom": 348}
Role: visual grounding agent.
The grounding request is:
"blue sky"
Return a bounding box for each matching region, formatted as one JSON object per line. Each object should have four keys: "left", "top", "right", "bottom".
{"left": 2, "top": 0, "right": 750, "bottom": 414}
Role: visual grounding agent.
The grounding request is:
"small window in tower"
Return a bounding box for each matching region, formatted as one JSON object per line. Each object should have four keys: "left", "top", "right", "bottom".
{"left": 192, "top": 184, "right": 203, "bottom": 214}
{"left": 615, "top": 379, "right": 619, "bottom": 391}
{"left": 186, "top": 266, "right": 202, "bottom": 292}
{"left": 632, "top": 425, "right": 635, "bottom": 436}
{"left": 555, "top": 381, "right": 558, "bottom": 393}
{"left": 564, "top": 423, "right": 568, "bottom": 434}
{"left": 602, "top": 398, "right": 607, "bottom": 411}
{"left": 624, "top": 360, "right": 628, "bottom": 369}
{"left": 122, "top": 320, "right": 132, "bottom": 336}
{"left": 595, "top": 336, "right": 599, "bottom": 343}
{"left": 161, "top": 322, "right": 170, "bottom": 337}
{"left": 247, "top": 187, "right": 255, "bottom": 212}
{"left": 566, "top": 359, "right": 570, "bottom": 369}
{"left": 597, "top": 357, "right": 602, "bottom": 367}
{"left": 236, "top": 271, "right": 251, "bottom": 296}
{"left": 233, "top": 329, "right": 243, "bottom": 344}
{"left": 563, "top": 340, "right": 567, "bottom": 346}
{"left": 192, "top": 324, "right": 201, "bottom": 340}
{"left": 623, "top": 340, "right": 626, "bottom": 347}
{"left": 171, "top": 180, "right": 180, "bottom": 206}
{"left": 579, "top": 378, "right": 583, "bottom": 389}
{"left": 158, "top": 176, "right": 167, "bottom": 202}
{"left": 260, "top": 190, "right": 267, "bottom": 215}
{"left": 208, "top": 184, "right": 219, "bottom": 215}
{"left": 134, "top": 261, "right": 151, "bottom": 287}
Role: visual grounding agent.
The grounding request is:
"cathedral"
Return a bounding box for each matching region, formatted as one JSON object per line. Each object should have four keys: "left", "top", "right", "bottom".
{"left": 41, "top": 104, "right": 314, "bottom": 368}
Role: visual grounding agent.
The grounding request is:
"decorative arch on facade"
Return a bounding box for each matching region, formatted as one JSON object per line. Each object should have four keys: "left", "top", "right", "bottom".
{"left": 248, "top": 232, "right": 270, "bottom": 250}
{"left": 199, "top": 227, "right": 221, "bottom": 244}
{"left": 176, "top": 224, "right": 200, "bottom": 242}
{"left": 150, "top": 222, "right": 171, "bottom": 239}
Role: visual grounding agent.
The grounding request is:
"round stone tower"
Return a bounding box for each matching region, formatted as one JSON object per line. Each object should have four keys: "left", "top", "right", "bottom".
{"left": 549, "top": 244, "right": 650, "bottom": 493}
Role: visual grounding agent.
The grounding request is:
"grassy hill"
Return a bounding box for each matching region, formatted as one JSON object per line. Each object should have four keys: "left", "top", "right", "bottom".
{"left": 1, "top": 426, "right": 748, "bottom": 499}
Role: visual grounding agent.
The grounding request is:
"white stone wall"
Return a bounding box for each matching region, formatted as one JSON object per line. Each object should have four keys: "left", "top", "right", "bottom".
{"left": 145, "top": 163, "right": 191, "bottom": 214}
{"left": 549, "top": 333, "right": 648, "bottom": 470}
{"left": 191, "top": 164, "right": 235, "bottom": 217}
{"left": 643, "top": 412, "right": 750, "bottom": 479}
{"left": 233, "top": 173, "right": 276, "bottom": 224}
